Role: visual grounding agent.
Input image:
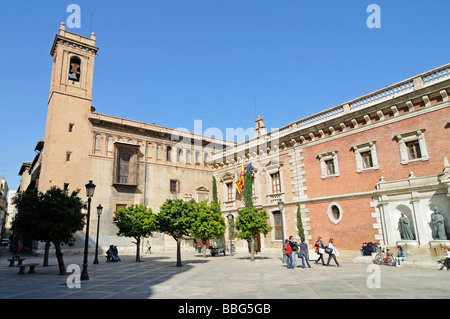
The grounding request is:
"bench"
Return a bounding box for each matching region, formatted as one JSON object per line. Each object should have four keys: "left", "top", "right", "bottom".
{"left": 17, "top": 263, "right": 39, "bottom": 275}
{"left": 7, "top": 258, "right": 25, "bottom": 267}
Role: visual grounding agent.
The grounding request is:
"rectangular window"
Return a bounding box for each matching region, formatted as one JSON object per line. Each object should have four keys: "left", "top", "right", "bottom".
{"left": 113, "top": 142, "right": 139, "bottom": 186}
{"left": 325, "top": 159, "right": 335, "bottom": 175}
{"left": 195, "top": 151, "right": 201, "bottom": 164}
{"left": 407, "top": 140, "right": 422, "bottom": 160}
{"left": 274, "top": 212, "right": 283, "bottom": 240}
{"left": 157, "top": 145, "right": 162, "bottom": 160}
{"left": 167, "top": 146, "right": 172, "bottom": 162}
{"left": 186, "top": 149, "right": 191, "bottom": 164}
{"left": 94, "top": 135, "right": 102, "bottom": 151}
{"left": 64, "top": 183, "right": 69, "bottom": 191}
{"left": 118, "top": 153, "right": 130, "bottom": 184}
{"left": 361, "top": 151, "right": 373, "bottom": 169}
{"left": 115, "top": 204, "right": 126, "bottom": 216}
{"left": 170, "top": 179, "right": 179, "bottom": 193}
{"left": 66, "top": 152, "right": 71, "bottom": 162}
{"left": 271, "top": 172, "right": 281, "bottom": 193}
{"left": 68, "top": 123, "right": 74, "bottom": 132}
{"left": 226, "top": 183, "right": 233, "bottom": 201}
{"left": 252, "top": 177, "right": 255, "bottom": 197}
{"left": 396, "top": 129, "right": 429, "bottom": 165}
{"left": 177, "top": 149, "right": 182, "bottom": 163}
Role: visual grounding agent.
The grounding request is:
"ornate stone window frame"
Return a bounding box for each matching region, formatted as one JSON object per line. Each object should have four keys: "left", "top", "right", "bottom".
{"left": 351, "top": 140, "right": 379, "bottom": 173}
{"left": 113, "top": 141, "right": 139, "bottom": 188}
{"left": 395, "top": 129, "right": 429, "bottom": 165}
{"left": 327, "top": 202, "right": 343, "bottom": 224}
{"left": 317, "top": 150, "right": 340, "bottom": 179}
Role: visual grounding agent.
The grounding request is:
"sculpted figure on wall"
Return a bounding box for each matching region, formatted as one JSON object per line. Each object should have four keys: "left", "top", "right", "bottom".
{"left": 398, "top": 212, "right": 414, "bottom": 240}
{"left": 431, "top": 208, "right": 447, "bottom": 240}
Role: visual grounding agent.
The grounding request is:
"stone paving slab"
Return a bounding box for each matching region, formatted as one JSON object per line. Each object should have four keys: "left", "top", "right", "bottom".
{"left": 0, "top": 247, "right": 449, "bottom": 301}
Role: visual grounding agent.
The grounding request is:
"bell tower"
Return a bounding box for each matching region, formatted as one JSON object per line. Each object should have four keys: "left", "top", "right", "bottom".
{"left": 39, "top": 22, "right": 99, "bottom": 192}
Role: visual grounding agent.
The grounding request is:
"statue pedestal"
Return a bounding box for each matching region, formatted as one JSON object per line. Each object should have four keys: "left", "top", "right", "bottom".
{"left": 429, "top": 240, "right": 450, "bottom": 248}
{"left": 396, "top": 240, "right": 419, "bottom": 248}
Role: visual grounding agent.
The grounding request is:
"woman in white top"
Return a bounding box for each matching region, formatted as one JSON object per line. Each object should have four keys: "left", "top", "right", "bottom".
{"left": 325, "top": 238, "right": 341, "bottom": 267}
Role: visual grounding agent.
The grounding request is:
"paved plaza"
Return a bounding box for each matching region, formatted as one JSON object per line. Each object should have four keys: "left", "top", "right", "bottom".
{"left": 1, "top": 246, "right": 449, "bottom": 300}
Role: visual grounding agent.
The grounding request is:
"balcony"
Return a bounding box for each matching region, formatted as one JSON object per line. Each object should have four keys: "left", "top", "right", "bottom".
{"left": 266, "top": 192, "right": 284, "bottom": 205}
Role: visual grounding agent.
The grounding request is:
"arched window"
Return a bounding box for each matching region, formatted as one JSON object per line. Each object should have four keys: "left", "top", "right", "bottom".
{"left": 68, "top": 56, "right": 81, "bottom": 82}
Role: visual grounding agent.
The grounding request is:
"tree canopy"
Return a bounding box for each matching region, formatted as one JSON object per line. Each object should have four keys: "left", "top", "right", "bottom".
{"left": 191, "top": 201, "right": 226, "bottom": 258}
{"left": 157, "top": 199, "right": 197, "bottom": 266}
{"left": 12, "top": 186, "right": 86, "bottom": 274}
{"left": 113, "top": 204, "right": 158, "bottom": 261}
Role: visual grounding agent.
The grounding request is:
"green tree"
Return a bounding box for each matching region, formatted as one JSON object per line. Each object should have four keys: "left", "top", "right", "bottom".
{"left": 113, "top": 204, "right": 158, "bottom": 262}
{"left": 157, "top": 199, "right": 196, "bottom": 267}
{"left": 12, "top": 187, "right": 86, "bottom": 275}
{"left": 212, "top": 176, "right": 218, "bottom": 205}
{"left": 235, "top": 207, "right": 272, "bottom": 262}
{"left": 191, "top": 201, "right": 226, "bottom": 258}
{"left": 296, "top": 205, "right": 305, "bottom": 242}
{"left": 243, "top": 168, "right": 253, "bottom": 208}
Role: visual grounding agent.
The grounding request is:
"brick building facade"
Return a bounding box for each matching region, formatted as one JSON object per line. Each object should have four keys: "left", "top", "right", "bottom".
{"left": 212, "top": 64, "right": 450, "bottom": 255}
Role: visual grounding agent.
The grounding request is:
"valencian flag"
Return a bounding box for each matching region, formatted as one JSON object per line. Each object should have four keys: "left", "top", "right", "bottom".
{"left": 234, "top": 162, "right": 252, "bottom": 194}
{"left": 234, "top": 163, "right": 245, "bottom": 194}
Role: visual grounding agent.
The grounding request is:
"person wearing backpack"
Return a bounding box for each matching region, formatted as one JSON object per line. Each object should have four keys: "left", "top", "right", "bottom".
{"left": 284, "top": 239, "right": 293, "bottom": 269}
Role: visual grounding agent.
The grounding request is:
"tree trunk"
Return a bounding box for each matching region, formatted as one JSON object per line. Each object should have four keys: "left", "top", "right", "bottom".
{"left": 43, "top": 241, "right": 50, "bottom": 267}
{"left": 202, "top": 239, "right": 207, "bottom": 258}
{"left": 54, "top": 242, "right": 66, "bottom": 275}
{"left": 135, "top": 237, "right": 141, "bottom": 262}
{"left": 176, "top": 237, "right": 183, "bottom": 267}
{"left": 250, "top": 236, "right": 255, "bottom": 262}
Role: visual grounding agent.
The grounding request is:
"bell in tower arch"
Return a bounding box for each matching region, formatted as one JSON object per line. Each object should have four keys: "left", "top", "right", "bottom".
{"left": 68, "top": 57, "right": 81, "bottom": 82}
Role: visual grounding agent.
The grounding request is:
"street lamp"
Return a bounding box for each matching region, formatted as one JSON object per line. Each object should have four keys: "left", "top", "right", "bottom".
{"left": 278, "top": 201, "right": 286, "bottom": 263}
{"left": 81, "top": 180, "right": 96, "bottom": 280}
{"left": 227, "top": 213, "right": 234, "bottom": 256}
{"left": 93, "top": 204, "right": 103, "bottom": 264}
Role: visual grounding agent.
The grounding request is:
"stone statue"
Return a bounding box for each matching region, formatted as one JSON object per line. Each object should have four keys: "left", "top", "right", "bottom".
{"left": 431, "top": 208, "right": 447, "bottom": 240}
{"left": 398, "top": 212, "right": 414, "bottom": 240}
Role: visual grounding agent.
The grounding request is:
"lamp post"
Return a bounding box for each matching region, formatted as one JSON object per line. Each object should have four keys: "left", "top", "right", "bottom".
{"left": 81, "top": 180, "right": 96, "bottom": 281}
{"left": 93, "top": 204, "right": 103, "bottom": 264}
{"left": 227, "top": 213, "right": 234, "bottom": 256}
{"left": 278, "top": 201, "right": 286, "bottom": 263}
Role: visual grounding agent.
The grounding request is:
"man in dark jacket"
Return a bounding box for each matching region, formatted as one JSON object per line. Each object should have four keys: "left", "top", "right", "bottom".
{"left": 289, "top": 236, "right": 299, "bottom": 267}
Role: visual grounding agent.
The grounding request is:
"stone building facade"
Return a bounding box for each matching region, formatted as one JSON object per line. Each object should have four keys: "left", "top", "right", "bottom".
{"left": 18, "top": 24, "right": 233, "bottom": 254}
{"left": 18, "top": 24, "right": 450, "bottom": 257}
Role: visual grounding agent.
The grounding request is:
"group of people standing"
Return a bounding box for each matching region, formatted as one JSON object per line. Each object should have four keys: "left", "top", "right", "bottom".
{"left": 283, "top": 236, "right": 311, "bottom": 269}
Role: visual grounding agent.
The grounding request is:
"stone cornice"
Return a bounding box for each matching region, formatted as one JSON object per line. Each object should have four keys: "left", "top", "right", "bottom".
{"left": 50, "top": 33, "right": 99, "bottom": 57}
{"left": 89, "top": 113, "right": 234, "bottom": 148}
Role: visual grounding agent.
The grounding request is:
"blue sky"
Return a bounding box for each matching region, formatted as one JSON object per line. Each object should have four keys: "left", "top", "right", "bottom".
{"left": 1, "top": 0, "right": 449, "bottom": 191}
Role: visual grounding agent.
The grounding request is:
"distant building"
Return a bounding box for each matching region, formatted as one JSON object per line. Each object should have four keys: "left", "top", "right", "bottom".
{"left": 0, "top": 178, "right": 8, "bottom": 238}
{"left": 5, "top": 190, "right": 16, "bottom": 235}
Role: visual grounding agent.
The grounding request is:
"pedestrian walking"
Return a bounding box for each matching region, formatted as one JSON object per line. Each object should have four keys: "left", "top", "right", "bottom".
{"left": 298, "top": 238, "right": 311, "bottom": 268}
{"left": 289, "top": 235, "right": 298, "bottom": 268}
{"left": 145, "top": 240, "right": 152, "bottom": 254}
{"left": 325, "top": 238, "right": 341, "bottom": 267}
{"left": 284, "top": 239, "right": 293, "bottom": 269}
{"left": 314, "top": 237, "right": 325, "bottom": 265}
